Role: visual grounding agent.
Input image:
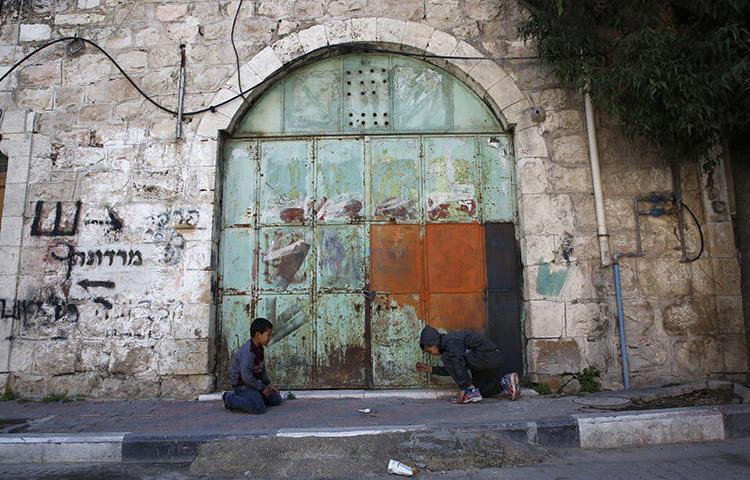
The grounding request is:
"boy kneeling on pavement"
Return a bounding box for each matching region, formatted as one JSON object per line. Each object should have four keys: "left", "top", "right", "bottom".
{"left": 223, "top": 317, "right": 282, "bottom": 414}
{"left": 416, "top": 325, "right": 521, "bottom": 404}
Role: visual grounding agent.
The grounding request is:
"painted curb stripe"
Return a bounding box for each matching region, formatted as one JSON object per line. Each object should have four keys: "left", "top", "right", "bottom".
{"left": 276, "top": 425, "right": 427, "bottom": 438}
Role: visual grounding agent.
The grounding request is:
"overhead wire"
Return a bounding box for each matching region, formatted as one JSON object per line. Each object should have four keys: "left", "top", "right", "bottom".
{"left": 230, "top": 0, "right": 245, "bottom": 99}
{"left": 0, "top": 36, "right": 540, "bottom": 118}
{"left": 680, "top": 201, "right": 705, "bottom": 262}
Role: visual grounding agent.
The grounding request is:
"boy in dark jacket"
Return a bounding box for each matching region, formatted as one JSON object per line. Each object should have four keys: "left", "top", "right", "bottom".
{"left": 222, "top": 317, "right": 282, "bottom": 414}
{"left": 416, "top": 325, "right": 520, "bottom": 404}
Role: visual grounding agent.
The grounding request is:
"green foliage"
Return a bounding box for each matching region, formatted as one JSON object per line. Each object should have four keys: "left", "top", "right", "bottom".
{"left": 42, "top": 393, "right": 71, "bottom": 403}
{"left": 574, "top": 366, "right": 602, "bottom": 393}
{"left": 532, "top": 382, "right": 553, "bottom": 395}
{"left": 519, "top": 0, "right": 750, "bottom": 162}
{"left": 0, "top": 386, "right": 20, "bottom": 401}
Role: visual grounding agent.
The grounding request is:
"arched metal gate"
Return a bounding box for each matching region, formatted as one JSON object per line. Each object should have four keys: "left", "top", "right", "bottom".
{"left": 218, "top": 53, "right": 522, "bottom": 389}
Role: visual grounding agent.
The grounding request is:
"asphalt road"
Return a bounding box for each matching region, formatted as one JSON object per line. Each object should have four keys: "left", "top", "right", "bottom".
{"left": 2, "top": 437, "right": 750, "bottom": 479}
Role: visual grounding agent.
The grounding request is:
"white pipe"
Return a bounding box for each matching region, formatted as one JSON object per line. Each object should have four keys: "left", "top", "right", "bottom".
{"left": 583, "top": 88, "right": 611, "bottom": 267}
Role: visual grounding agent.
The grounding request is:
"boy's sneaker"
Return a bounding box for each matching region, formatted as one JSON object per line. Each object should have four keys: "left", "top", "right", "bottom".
{"left": 460, "top": 387, "right": 483, "bottom": 403}
{"left": 501, "top": 373, "right": 521, "bottom": 401}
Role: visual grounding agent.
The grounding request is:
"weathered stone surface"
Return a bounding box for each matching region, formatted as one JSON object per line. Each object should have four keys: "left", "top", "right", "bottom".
{"left": 0, "top": 6, "right": 742, "bottom": 401}
{"left": 160, "top": 374, "right": 214, "bottom": 400}
{"left": 528, "top": 339, "right": 581, "bottom": 374}
{"left": 662, "top": 301, "right": 715, "bottom": 336}
{"left": 525, "top": 300, "right": 565, "bottom": 338}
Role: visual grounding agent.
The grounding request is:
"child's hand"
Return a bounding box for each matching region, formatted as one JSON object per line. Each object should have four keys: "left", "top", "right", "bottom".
{"left": 415, "top": 362, "right": 432, "bottom": 373}
{"left": 457, "top": 390, "right": 466, "bottom": 403}
{"left": 262, "top": 385, "right": 274, "bottom": 397}
{"left": 269, "top": 384, "right": 279, "bottom": 394}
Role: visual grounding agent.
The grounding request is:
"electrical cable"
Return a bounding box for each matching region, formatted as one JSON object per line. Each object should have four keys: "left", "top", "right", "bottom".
{"left": 0, "top": 36, "right": 540, "bottom": 118}
{"left": 681, "top": 201, "right": 704, "bottom": 262}
{"left": 230, "top": 0, "right": 245, "bottom": 98}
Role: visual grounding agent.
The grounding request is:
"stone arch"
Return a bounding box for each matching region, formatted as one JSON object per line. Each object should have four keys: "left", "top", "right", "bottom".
{"left": 188, "top": 18, "right": 547, "bottom": 161}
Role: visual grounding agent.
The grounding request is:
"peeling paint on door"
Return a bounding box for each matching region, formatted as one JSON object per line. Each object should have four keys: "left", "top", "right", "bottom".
{"left": 219, "top": 53, "right": 521, "bottom": 389}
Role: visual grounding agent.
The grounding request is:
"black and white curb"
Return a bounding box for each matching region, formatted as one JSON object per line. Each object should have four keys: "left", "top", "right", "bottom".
{"left": 1, "top": 404, "right": 748, "bottom": 464}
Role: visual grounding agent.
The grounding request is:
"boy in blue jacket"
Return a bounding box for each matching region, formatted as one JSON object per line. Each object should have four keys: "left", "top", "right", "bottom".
{"left": 416, "top": 325, "right": 520, "bottom": 404}
{"left": 222, "top": 317, "right": 282, "bottom": 414}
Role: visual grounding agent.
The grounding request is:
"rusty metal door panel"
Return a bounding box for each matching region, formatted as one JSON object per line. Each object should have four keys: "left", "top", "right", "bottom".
{"left": 316, "top": 138, "right": 365, "bottom": 223}
{"left": 371, "top": 293, "right": 426, "bottom": 387}
{"left": 343, "top": 56, "right": 391, "bottom": 133}
{"left": 315, "top": 225, "right": 366, "bottom": 291}
{"left": 370, "top": 224, "right": 422, "bottom": 293}
{"left": 425, "top": 223, "right": 485, "bottom": 293}
{"left": 424, "top": 137, "right": 480, "bottom": 222}
{"left": 284, "top": 58, "right": 342, "bottom": 133}
{"left": 314, "top": 294, "right": 368, "bottom": 387}
{"left": 426, "top": 292, "right": 486, "bottom": 332}
{"left": 259, "top": 294, "right": 315, "bottom": 388}
{"left": 370, "top": 137, "right": 420, "bottom": 221}
{"left": 258, "top": 140, "right": 313, "bottom": 225}
{"left": 479, "top": 135, "right": 515, "bottom": 222}
{"left": 220, "top": 228, "right": 255, "bottom": 294}
{"left": 391, "top": 58, "right": 451, "bottom": 132}
{"left": 258, "top": 227, "right": 312, "bottom": 292}
{"left": 222, "top": 141, "right": 257, "bottom": 226}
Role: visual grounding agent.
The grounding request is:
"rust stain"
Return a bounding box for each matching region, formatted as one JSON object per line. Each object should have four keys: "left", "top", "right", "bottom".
{"left": 280, "top": 207, "right": 305, "bottom": 223}
{"left": 370, "top": 224, "right": 422, "bottom": 293}
{"left": 425, "top": 223, "right": 485, "bottom": 293}
{"left": 427, "top": 292, "right": 485, "bottom": 332}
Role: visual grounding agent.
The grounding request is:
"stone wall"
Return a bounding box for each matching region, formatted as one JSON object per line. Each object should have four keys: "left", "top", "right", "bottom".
{"left": 0, "top": 0, "right": 745, "bottom": 399}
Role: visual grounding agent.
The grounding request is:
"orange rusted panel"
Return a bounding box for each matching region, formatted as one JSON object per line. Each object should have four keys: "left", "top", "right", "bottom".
{"left": 370, "top": 224, "right": 422, "bottom": 293}
{"left": 425, "top": 223, "right": 485, "bottom": 293}
{"left": 427, "top": 292, "right": 486, "bottom": 332}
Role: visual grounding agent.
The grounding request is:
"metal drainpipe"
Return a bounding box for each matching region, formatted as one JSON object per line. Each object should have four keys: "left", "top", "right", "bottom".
{"left": 583, "top": 88, "right": 611, "bottom": 267}
{"left": 613, "top": 255, "right": 631, "bottom": 390}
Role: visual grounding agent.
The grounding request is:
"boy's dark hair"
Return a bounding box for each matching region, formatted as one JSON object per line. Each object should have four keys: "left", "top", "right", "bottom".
{"left": 251, "top": 317, "right": 273, "bottom": 337}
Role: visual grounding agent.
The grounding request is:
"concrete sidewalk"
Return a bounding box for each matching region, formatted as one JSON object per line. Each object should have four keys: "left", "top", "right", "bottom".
{"left": 1, "top": 382, "right": 749, "bottom": 475}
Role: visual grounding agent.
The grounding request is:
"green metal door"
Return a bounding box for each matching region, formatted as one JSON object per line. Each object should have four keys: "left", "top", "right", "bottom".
{"left": 218, "top": 54, "right": 517, "bottom": 389}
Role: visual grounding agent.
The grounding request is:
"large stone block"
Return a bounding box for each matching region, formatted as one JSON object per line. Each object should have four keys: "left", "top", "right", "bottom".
{"left": 10, "top": 373, "right": 46, "bottom": 399}
{"left": 19, "top": 24, "right": 51, "bottom": 42}
{"left": 636, "top": 257, "right": 690, "bottom": 298}
{"left": 673, "top": 337, "right": 723, "bottom": 375}
{"left": 158, "top": 338, "right": 211, "bottom": 375}
{"left": 716, "top": 295, "right": 745, "bottom": 334}
{"left": 109, "top": 344, "right": 155, "bottom": 375}
{"left": 722, "top": 335, "right": 749, "bottom": 373}
{"left": 662, "top": 300, "right": 716, "bottom": 337}
{"left": 551, "top": 134, "right": 589, "bottom": 165}
{"left": 528, "top": 338, "right": 581, "bottom": 374}
{"left": 160, "top": 374, "right": 214, "bottom": 400}
{"left": 47, "top": 372, "right": 101, "bottom": 398}
{"left": 97, "top": 375, "right": 161, "bottom": 399}
{"left": 525, "top": 300, "right": 565, "bottom": 338}
{"left": 174, "top": 303, "right": 213, "bottom": 339}
{"left": 565, "top": 301, "right": 609, "bottom": 340}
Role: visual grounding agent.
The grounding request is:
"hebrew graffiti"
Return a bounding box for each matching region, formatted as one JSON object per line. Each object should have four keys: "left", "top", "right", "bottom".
{"left": 50, "top": 244, "right": 143, "bottom": 278}
{"left": 84, "top": 207, "right": 124, "bottom": 233}
{"left": 30, "top": 201, "right": 82, "bottom": 237}
{"left": 145, "top": 208, "right": 200, "bottom": 266}
{"left": 0, "top": 297, "right": 80, "bottom": 330}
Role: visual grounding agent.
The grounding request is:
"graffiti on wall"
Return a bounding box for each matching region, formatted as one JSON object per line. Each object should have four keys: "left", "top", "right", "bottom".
{"left": 30, "top": 201, "right": 82, "bottom": 237}
{"left": 50, "top": 243, "right": 143, "bottom": 277}
{"left": 0, "top": 297, "right": 80, "bottom": 330}
{"left": 145, "top": 208, "right": 200, "bottom": 266}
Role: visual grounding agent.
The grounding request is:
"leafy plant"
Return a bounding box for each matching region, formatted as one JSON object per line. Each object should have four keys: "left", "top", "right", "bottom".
{"left": 0, "top": 387, "right": 19, "bottom": 401}
{"left": 574, "top": 366, "right": 602, "bottom": 393}
{"left": 42, "top": 393, "right": 71, "bottom": 403}
{"left": 532, "top": 382, "right": 553, "bottom": 395}
{"left": 519, "top": 1, "right": 750, "bottom": 163}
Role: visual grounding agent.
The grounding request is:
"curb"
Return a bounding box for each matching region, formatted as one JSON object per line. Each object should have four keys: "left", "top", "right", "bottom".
{"left": 2, "top": 404, "right": 749, "bottom": 464}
